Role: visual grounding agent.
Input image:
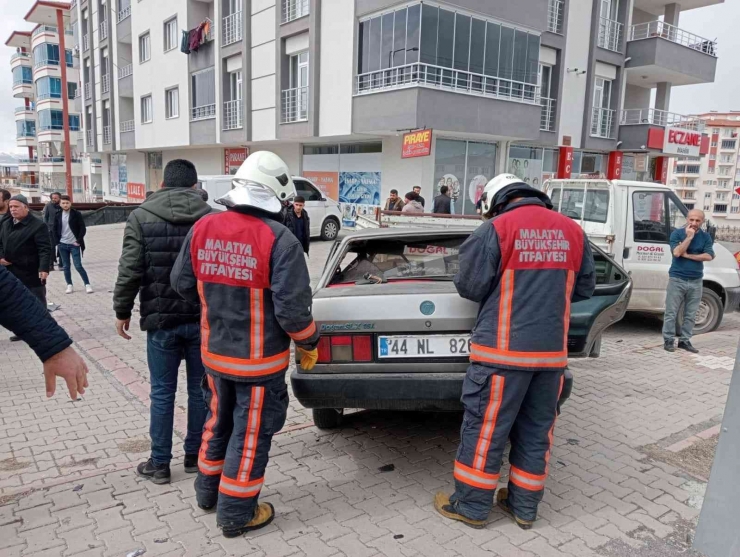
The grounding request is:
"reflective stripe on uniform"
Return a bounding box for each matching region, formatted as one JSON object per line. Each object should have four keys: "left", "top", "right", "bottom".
{"left": 470, "top": 343, "right": 567, "bottom": 368}
{"left": 218, "top": 475, "right": 264, "bottom": 498}
{"left": 198, "top": 375, "right": 219, "bottom": 469}
{"left": 497, "top": 270, "right": 514, "bottom": 351}
{"left": 563, "top": 270, "right": 575, "bottom": 347}
{"left": 198, "top": 457, "right": 224, "bottom": 476}
{"left": 288, "top": 321, "right": 317, "bottom": 341}
{"left": 454, "top": 460, "right": 500, "bottom": 490}
{"left": 201, "top": 349, "right": 291, "bottom": 378}
{"left": 473, "top": 375, "right": 505, "bottom": 471}
{"left": 197, "top": 280, "right": 211, "bottom": 349}
{"left": 238, "top": 386, "right": 264, "bottom": 483}
{"left": 509, "top": 465, "right": 547, "bottom": 491}
{"left": 250, "top": 289, "right": 263, "bottom": 359}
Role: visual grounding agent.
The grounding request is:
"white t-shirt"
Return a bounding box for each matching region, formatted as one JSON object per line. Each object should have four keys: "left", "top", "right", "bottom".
{"left": 60, "top": 211, "right": 76, "bottom": 245}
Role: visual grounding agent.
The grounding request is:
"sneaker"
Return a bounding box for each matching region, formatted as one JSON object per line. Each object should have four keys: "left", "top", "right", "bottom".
{"left": 65, "top": 285, "right": 74, "bottom": 294}
{"left": 664, "top": 340, "right": 675, "bottom": 352}
{"left": 677, "top": 341, "right": 699, "bottom": 354}
{"left": 496, "top": 488, "right": 534, "bottom": 530}
{"left": 433, "top": 492, "right": 487, "bottom": 529}
{"left": 85, "top": 284, "right": 94, "bottom": 294}
{"left": 136, "top": 458, "right": 171, "bottom": 484}
{"left": 221, "top": 503, "right": 275, "bottom": 538}
{"left": 184, "top": 454, "right": 198, "bottom": 474}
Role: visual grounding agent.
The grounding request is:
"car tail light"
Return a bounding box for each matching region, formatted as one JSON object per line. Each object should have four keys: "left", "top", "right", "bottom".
{"left": 314, "top": 335, "right": 374, "bottom": 364}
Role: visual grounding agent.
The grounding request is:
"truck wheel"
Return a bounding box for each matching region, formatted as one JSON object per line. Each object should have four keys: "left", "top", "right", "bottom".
{"left": 676, "top": 288, "right": 724, "bottom": 336}
{"left": 321, "top": 218, "right": 339, "bottom": 241}
{"left": 312, "top": 408, "right": 343, "bottom": 430}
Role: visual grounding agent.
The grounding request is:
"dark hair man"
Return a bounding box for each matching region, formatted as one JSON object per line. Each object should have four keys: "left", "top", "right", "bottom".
{"left": 171, "top": 151, "right": 319, "bottom": 537}
{"left": 433, "top": 185, "right": 452, "bottom": 215}
{"left": 402, "top": 191, "right": 424, "bottom": 214}
{"left": 0, "top": 189, "right": 11, "bottom": 224}
{"left": 285, "top": 195, "right": 311, "bottom": 255}
{"left": 384, "top": 189, "right": 405, "bottom": 212}
{"left": 43, "top": 192, "right": 63, "bottom": 271}
{"left": 55, "top": 195, "right": 92, "bottom": 294}
{"left": 412, "top": 185, "right": 425, "bottom": 208}
{"left": 114, "top": 159, "right": 212, "bottom": 484}
{"left": 435, "top": 174, "right": 595, "bottom": 530}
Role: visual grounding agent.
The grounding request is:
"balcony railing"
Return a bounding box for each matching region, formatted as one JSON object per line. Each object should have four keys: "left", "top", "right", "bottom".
{"left": 118, "top": 6, "right": 131, "bottom": 23}
{"left": 102, "top": 74, "right": 110, "bottom": 94}
{"left": 540, "top": 97, "right": 556, "bottom": 132}
{"left": 40, "top": 156, "right": 66, "bottom": 163}
{"left": 281, "top": 86, "right": 309, "bottom": 123}
{"left": 10, "top": 53, "right": 30, "bottom": 63}
{"left": 547, "top": 0, "right": 564, "bottom": 34}
{"left": 191, "top": 104, "right": 216, "bottom": 121}
{"left": 223, "top": 11, "right": 243, "bottom": 46}
{"left": 18, "top": 158, "right": 38, "bottom": 164}
{"left": 223, "top": 100, "right": 243, "bottom": 130}
{"left": 590, "top": 106, "right": 616, "bottom": 139}
{"left": 86, "top": 130, "right": 93, "bottom": 147}
{"left": 629, "top": 21, "right": 717, "bottom": 56}
{"left": 100, "top": 21, "right": 108, "bottom": 41}
{"left": 620, "top": 108, "right": 706, "bottom": 132}
{"left": 355, "top": 62, "right": 540, "bottom": 105}
{"left": 32, "top": 26, "right": 57, "bottom": 38}
{"left": 103, "top": 126, "right": 112, "bottom": 145}
{"left": 84, "top": 82, "right": 91, "bottom": 100}
{"left": 118, "top": 64, "right": 132, "bottom": 79}
{"left": 83, "top": 34, "right": 89, "bottom": 51}
{"left": 282, "top": 0, "right": 309, "bottom": 24}
{"left": 598, "top": 18, "right": 624, "bottom": 52}
{"left": 14, "top": 106, "right": 34, "bottom": 114}
{"left": 121, "top": 120, "right": 135, "bottom": 133}
{"left": 16, "top": 131, "right": 36, "bottom": 138}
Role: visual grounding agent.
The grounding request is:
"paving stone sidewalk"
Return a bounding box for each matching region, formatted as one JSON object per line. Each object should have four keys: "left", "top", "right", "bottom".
{"left": 0, "top": 223, "right": 734, "bottom": 556}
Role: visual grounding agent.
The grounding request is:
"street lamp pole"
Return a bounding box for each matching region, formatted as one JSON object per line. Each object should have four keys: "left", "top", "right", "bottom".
{"left": 388, "top": 47, "right": 419, "bottom": 69}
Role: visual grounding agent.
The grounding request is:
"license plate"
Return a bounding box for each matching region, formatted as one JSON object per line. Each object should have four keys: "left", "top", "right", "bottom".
{"left": 378, "top": 335, "right": 471, "bottom": 359}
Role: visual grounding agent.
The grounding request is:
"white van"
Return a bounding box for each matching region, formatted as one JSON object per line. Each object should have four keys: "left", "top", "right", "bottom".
{"left": 545, "top": 179, "right": 740, "bottom": 334}
{"left": 197, "top": 174, "right": 342, "bottom": 241}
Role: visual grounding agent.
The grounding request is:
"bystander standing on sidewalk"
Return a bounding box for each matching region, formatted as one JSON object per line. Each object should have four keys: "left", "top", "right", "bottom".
{"left": 663, "top": 209, "right": 714, "bottom": 353}
{"left": 113, "top": 159, "right": 212, "bottom": 484}
{"left": 384, "top": 189, "right": 405, "bottom": 212}
{"left": 285, "top": 195, "right": 311, "bottom": 256}
{"left": 0, "top": 189, "right": 11, "bottom": 224}
{"left": 54, "top": 195, "right": 93, "bottom": 294}
{"left": 0, "top": 194, "right": 51, "bottom": 341}
{"left": 433, "top": 185, "right": 452, "bottom": 214}
{"left": 413, "top": 185, "right": 426, "bottom": 209}
{"left": 43, "top": 192, "right": 63, "bottom": 271}
{"left": 402, "top": 192, "right": 425, "bottom": 214}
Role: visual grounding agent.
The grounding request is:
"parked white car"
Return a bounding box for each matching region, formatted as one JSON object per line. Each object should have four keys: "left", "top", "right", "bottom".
{"left": 197, "top": 174, "right": 342, "bottom": 241}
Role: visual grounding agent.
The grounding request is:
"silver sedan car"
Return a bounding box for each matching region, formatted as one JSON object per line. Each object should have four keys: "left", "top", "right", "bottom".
{"left": 291, "top": 228, "right": 632, "bottom": 429}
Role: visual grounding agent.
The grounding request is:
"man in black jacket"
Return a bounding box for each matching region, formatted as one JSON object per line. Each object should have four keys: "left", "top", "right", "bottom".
{"left": 0, "top": 189, "right": 11, "bottom": 224}
{"left": 43, "top": 192, "right": 63, "bottom": 270}
{"left": 55, "top": 195, "right": 92, "bottom": 294}
{"left": 285, "top": 195, "right": 311, "bottom": 255}
{"left": 114, "top": 159, "right": 212, "bottom": 484}
{"left": 0, "top": 265, "right": 88, "bottom": 399}
{"left": 433, "top": 185, "right": 452, "bottom": 214}
{"left": 413, "top": 186, "right": 426, "bottom": 209}
{"left": 0, "top": 195, "right": 51, "bottom": 339}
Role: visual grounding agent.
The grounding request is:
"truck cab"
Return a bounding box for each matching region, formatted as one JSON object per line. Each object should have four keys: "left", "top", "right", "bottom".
{"left": 545, "top": 179, "right": 740, "bottom": 334}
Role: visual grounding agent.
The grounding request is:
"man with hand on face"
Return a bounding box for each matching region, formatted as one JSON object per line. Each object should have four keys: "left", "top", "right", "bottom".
{"left": 663, "top": 209, "right": 714, "bottom": 353}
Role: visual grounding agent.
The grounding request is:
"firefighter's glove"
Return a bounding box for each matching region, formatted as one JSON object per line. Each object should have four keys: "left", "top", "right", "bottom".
{"left": 297, "top": 347, "right": 318, "bottom": 371}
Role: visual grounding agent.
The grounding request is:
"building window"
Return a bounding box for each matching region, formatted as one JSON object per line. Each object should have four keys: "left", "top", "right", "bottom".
{"left": 191, "top": 68, "right": 216, "bottom": 120}
{"left": 165, "top": 87, "right": 179, "bottom": 119}
{"left": 708, "top": 167, "right": 715, "bottom": 174}
{"left": 714, "top": 204, "right": 728, "bottom": 213}
{"left": 33, "top": 43, "right": 61, "bottom": 67}
{"left": 139, "top": 32, "right": 151, "bottom": 63}
{"left": 12, "top": 66, "right": 32, "bottom": 86}
{"left": 38, "top": 109, "right": 65, "bottom": 130}
{"left": 722, "top": 128, "right": 734, "bottom": 137}
{"left": 721, "top": 139, "right": 736, "bottom": 150}
{"left": 591, "top": 77, "right": 613, "bottom": 138}
{"left": 141, "top": 95, "right": 153, "bottom": 123}
{"left": 229, "top": 70, "right": 243, "bottom": 102}
{"left": 67, "top": 82, "right": 77, "bottom": 100}
{"left": 164, "top": 17, "right": 177, "bottom": 52}
{"left": 35, "top": 76, "right": 62, "bottom": 100}
{"left": 732, "top": 206, "right": 740, "bottom": 213}
{"left": 733, "top": 193, "right": 740, "bottom": 200}
{"left": 705, "top": 192, "right": 712, "bottom": 199}
{"left": 357, "top": 4, "right": 540, "bottom": 102}
{"left": 717, "top": 192, "right": 728, "bottom": 201}
{"left": 713, "top": 128, "right": 720, "bottom": 134}
{"left": 283, "top": 51, "right": 309, "bottom": 122}
{"left": 711, "top": 141, "right": 718, "bottom": 147}
{"left": 433, "top": 139, "right": 497, "bottom": 215}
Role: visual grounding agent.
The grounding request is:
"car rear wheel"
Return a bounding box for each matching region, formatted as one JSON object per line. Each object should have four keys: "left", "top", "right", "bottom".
{"left": 312, "top": 408, "right": 343, "bottom": 430}
{"left": 676, "top": 287, "right": 723, "bottom": 336}
{"left": 321, "top": 218, "right": 339, "bottom": 241}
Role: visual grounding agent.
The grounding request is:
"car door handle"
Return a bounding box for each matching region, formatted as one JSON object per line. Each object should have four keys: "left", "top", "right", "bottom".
{"left": 623, "top": 248, "right": 630, "bottom": 259}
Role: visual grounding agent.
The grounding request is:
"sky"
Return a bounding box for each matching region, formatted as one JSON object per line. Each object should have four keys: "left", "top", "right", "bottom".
{"left": 0, "top": 0, "right": 736, "bottom": 155}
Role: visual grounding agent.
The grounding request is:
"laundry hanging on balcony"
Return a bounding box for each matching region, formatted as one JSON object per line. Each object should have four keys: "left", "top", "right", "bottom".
{"left": 182, "top": 19, "right": 211, "bottom": 53}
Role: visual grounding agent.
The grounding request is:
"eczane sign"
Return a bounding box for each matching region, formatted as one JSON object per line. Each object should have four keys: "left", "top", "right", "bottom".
{"left": 663, "top": 127, "right": 701, "bottom": 157}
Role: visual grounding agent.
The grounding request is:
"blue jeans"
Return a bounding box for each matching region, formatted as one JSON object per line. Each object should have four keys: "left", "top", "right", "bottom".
{"left": 58, "top": 243, "right": 90, "bottom": 286}
{"left": 663, "top": 276, "right": 703, "bottom": 343}
{"left": 147, "top": 323, "right": 208, "bottom": 465}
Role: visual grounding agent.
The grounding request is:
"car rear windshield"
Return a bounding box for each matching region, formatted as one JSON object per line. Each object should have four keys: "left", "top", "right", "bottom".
{"left": 551, "top": 188, "right": 609, "bottom": 224}
{"left": 329, "top": 236, "right": 467, "bottom": 285}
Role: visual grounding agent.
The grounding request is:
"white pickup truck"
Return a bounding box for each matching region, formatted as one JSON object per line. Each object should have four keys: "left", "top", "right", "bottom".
{"left": 544, "top": 179, "right": 740, "bottom": 334}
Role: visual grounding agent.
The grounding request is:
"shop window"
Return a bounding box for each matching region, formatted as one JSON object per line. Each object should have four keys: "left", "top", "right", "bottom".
{"left": 434, "top": 139, "right": 496, "bottom": 216}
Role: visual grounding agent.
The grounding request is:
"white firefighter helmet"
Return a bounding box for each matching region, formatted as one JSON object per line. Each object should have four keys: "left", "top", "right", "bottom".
{"left": 479, "top": 174, "right": 526, "bottom": 216}
{"left": 217, "top": 151, "right": 296, "bottom": 213}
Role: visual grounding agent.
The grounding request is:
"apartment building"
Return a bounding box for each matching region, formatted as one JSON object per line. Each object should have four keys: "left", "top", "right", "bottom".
{"left": 668, "top": 111, "right": 740, "bottom": 223}
{"left": 6, "top": 1, "right": 102, "bottom": 202}
{"left": 62, "top": 0, "right": 721, "bottom": 212}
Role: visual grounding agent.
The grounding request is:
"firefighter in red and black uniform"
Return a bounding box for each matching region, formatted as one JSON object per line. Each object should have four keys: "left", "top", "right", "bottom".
{"left": 435, "top": 174, "right": 595, "bottom": 530}
{"left": 171, "top": 151, "right": 319, "bottom": 537}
